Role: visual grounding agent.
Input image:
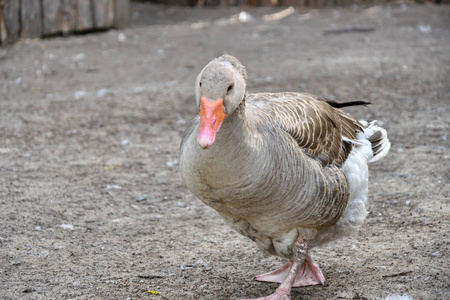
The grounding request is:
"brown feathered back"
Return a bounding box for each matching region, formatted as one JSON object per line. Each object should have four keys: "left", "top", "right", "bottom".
{"left": 247, "top": 93, "right": 364, "bottom": 167}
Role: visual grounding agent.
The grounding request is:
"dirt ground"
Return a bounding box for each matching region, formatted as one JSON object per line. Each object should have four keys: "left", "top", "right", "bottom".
{"left": 0, "top": 2, "right": 449, "bottom": 300}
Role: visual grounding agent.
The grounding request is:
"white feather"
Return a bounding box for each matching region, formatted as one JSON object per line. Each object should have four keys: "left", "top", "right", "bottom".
{"left": 310, "top": 124, "right": 374, "bottom": 247}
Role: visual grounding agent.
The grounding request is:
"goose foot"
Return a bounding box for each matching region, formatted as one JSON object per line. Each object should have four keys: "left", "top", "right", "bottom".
{"left": 244, "top": 238, "right": 318, "bottom": 300}
{"left": 254, "top": 256, "right": 325, "bottom": 287}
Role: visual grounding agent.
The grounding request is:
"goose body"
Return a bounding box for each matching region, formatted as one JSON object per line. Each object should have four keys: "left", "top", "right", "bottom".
{"left": 179, "top": 55, "right": 390, "bottom": 300}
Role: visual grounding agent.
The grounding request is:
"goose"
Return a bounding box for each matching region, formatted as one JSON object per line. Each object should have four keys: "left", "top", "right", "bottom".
{"left": 179, "top": 55, "right": 390, "bottom": 300}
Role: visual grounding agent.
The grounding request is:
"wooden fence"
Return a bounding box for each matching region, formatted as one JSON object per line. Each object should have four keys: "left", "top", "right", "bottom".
{"left": 152, "top": 0, "right": 446, "bottom": 6}
{"left": 1, "top": 0, "right": 446, "bottom": 46}
{"left": 0, "top": 0, "right": 130, "bottom": 46}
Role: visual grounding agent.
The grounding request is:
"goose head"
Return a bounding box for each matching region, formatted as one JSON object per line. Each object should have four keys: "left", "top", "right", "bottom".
{"left": 195, "top": 55, "right": 247, "bottom": 149}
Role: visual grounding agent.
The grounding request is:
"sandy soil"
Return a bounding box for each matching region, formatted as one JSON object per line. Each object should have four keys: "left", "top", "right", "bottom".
{"left": 0, "top": 2, "right": 449, "bottom": 300}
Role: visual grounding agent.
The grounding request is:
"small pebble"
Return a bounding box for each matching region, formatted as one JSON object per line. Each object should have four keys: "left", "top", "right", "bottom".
{"left": 60, "top": 224, "right": 74, "bottom": 230}
{"left": 431, "top": 251, "right": 441, "bottom": 257}
{"left": 384, "top": 295, "right": 411, "bottom": 300}
{"left": 239, "top": 11, "right": 254, "bottom": 23}
{"left": 166, "top": 159, "right": 178, "bottom": 167}
{"left": 133, "top": 86, "right": 146, "bottom": 94}
{"left": 417, "top": 25, "right": 431, "bottom": 33}
{"left": 73, "top": 53, "right": 86, "bottom": 61}
{"left": 74, "top": 90, "right": 87, "bottom": 100}
{"left": 23, "top": 288, "right": 36, "bottom": 293}
{"left": 106, "top": 185, "right": 122, "bottom": 190}
{"left": 96, "top": 88, "right": 109, "bottom": 97}
{"left": 137, "top": 195, "right": 147, "bottom": 202}
{"left": 118, "top": 33, "right": 126, "bottom": 42}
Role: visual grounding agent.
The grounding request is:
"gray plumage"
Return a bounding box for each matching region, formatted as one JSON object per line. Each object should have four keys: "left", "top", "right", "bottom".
{"left": 179, "top": 54, "right": 390, "bottom": 271}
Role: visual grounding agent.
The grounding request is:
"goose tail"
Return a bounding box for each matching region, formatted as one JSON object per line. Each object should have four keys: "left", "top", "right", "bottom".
{"left": 360, "top": 120, "right": 391, "bottom": 163}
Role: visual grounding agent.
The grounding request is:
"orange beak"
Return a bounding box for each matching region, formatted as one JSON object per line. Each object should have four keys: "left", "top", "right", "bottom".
{"left": 198, "top": 96, "right": 227, "bottom": 149}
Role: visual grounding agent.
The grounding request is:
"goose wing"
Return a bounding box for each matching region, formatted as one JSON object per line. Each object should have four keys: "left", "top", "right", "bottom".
{"left": 247, "top": 92, "right": 365, "bottom": 167}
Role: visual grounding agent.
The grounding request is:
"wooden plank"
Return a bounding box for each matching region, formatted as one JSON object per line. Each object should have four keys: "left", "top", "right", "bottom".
{"left": 93, "top": 0, "right": 114, "bottom": 29}
{"left": 75, "top": 0, "right": 93, "bottom": 31}
{"left": 281, "top": 0, "right": 305, "bottom": 6}
{"left": 1, "top": 0, "right": 20, "bottom": 44}
{"left": 0, "top": 5, "right": 4, "bottom": 46}
{"left": 114, "top": 0, "right": 129, "bottom": 29}
{"left": 337, "top": 0, "right": 352, "bottom": 6}
{"left": 61, "top": 0, "right": 76, "bottom": 34}
{"left": 42, "top": 0, "right": 62, "bottom": 35}
{"left": 20, "top": 0, "right": 43, "bottom": 39}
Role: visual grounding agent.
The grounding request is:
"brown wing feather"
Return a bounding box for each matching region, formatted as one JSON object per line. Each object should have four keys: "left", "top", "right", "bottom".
{"left": 247, "top": 92, "right": 364, "bottom": 167}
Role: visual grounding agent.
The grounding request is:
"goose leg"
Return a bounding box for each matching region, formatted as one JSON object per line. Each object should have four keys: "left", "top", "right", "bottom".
{"left": 244, "top": 238, "right": 315, "bottom": 300}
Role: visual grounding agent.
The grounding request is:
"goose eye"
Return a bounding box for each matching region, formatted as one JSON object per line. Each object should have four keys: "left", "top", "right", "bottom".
{"left": 227, "top": 85, "right": 233, "bottom": 93}
{"left": 199, "top": 82, "right": 202, "bottom": 87}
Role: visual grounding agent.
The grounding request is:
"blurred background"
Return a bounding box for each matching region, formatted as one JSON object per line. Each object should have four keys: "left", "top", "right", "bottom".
{"left": 0, "top": 1, "right": 449, "bottom": 299}
{"left": 0, "top": 0, "right": 448, "bottom": 45}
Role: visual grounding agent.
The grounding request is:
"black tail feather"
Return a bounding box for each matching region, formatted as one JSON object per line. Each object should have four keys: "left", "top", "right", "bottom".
{"left": 320, "top": 98, "right": 371, "bottom": 108}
